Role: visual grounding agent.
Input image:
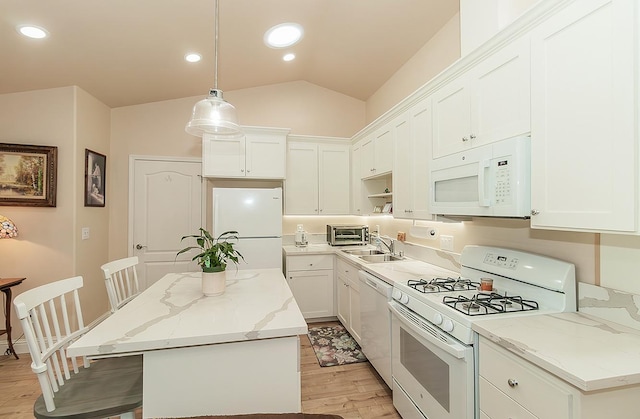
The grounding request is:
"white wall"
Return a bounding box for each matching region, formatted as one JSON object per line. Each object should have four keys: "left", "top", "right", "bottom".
{"left": 366, "top": 13, "right": 461, "bottom": 123}
{"left": 0, "top": 86, "right": 112, "bottom": 331}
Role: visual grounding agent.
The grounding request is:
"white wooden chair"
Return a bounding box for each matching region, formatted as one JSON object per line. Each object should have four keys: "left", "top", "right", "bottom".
{"left": 100, "top": 256, "right": 140, "bottom": 312}
{"left": 13, "top": 276, "right": 143, "bottom": 419}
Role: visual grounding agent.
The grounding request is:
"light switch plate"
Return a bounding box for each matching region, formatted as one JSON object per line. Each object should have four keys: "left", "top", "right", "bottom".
{"left": 81, "top": 227, "right": 90, "bottom": 240}
{"left": 440, "top": 235, "right": 454, "bottom": 251}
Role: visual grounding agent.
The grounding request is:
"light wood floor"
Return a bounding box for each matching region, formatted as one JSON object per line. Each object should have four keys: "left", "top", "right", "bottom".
{"left": 0, "top": 322, "right": 401, "bottom": 419}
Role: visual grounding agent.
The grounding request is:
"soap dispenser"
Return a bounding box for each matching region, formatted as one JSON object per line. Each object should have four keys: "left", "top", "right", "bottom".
{"left": 295, "top": 224, "right": 308, "bottom": 247}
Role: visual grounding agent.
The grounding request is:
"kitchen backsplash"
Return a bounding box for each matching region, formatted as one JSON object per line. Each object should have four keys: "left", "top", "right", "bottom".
{"left": 579, "top": 282, "right": 640, "bottom": 331}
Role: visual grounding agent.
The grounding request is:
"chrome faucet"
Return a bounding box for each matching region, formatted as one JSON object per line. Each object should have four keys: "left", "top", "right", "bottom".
{"left": 375, "top": 235, "right": 395, "bottom": 255}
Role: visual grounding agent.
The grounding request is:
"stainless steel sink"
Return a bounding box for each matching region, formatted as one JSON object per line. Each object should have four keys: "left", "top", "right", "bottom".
{"left": 359, "top": 254, "right": 405, "bottom": 263}
{"left": 342, "top": 249, "right": 385, "bottom": 256}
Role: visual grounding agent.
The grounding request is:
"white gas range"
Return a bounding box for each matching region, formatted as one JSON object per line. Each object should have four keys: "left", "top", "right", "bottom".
{"left": 389, "top": 245, "right": 576, "bottom": 419}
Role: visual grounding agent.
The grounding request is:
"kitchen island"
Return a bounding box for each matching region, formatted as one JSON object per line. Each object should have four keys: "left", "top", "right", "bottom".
{"left": 67, "top": 269, "right": 308, "bottom": 419}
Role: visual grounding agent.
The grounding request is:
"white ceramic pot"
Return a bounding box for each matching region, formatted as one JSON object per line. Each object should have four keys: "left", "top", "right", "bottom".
{"left": 202, "top": 270, "right": 226, "bottom": 296}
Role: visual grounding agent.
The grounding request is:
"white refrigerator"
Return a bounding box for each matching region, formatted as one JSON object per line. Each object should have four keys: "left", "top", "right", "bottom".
{"left": 212, "top": 187, "right": 283, "bottom": 270}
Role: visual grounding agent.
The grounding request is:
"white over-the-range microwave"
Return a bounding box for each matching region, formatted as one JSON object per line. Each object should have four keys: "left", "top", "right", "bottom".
{"left": 430, "top": 135, "right": 531, "bottom": 218}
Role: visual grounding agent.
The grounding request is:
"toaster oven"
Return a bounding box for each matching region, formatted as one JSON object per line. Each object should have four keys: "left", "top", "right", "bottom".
{"left": 326, "top": 224, "right": 369, "bottom": 246}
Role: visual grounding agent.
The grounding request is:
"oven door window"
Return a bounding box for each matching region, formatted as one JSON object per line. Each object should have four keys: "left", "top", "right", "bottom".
{"left": 400, "top": 327, "right": 450, "bottom": 411}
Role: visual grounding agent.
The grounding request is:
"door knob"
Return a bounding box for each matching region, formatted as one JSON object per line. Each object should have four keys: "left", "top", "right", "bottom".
{"left": 135, "top": 244, "right": 147, "bottom": 250}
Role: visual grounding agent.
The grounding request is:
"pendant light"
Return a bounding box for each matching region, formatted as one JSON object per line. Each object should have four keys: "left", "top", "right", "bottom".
{"left": 185, "top": 0, "right": 241, "bottom": 137}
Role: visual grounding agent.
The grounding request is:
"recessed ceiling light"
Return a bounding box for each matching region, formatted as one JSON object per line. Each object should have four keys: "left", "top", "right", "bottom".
{"left": 264, "top": 23, "right": 303, "bottom": 48}
{"left": 283, "top": 53, "right": 296, "bottom": 62}
{"left": 185, "top": 53, "right": 202, "bottom": 63}
{"left": 17, "top": 25, "right": 48, "bottom": 39}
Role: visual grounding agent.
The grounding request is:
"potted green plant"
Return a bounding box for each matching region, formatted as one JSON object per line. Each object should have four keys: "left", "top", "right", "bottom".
{"left": 177, "top": 228, "right": 244, "bottom": 296}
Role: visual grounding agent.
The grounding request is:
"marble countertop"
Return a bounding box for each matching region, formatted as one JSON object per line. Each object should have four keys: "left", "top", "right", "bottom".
{"left": 473, "top": 312, "right": 640, "bottom": 391}
{"left": 67, "top": 269, "right": 308, "bottom": 357}
{"left": 283, "top": 244, "right": 460, "bottom": 286}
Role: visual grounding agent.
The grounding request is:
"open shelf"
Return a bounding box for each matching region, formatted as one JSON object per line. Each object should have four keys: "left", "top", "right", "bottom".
{"left": 368, "top": 192, "right": 392, "bottom": 198}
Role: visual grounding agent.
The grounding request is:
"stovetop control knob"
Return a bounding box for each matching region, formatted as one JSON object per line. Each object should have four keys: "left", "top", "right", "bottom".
{"left": 392, "top": 289, "right": 409, "bottom": 304}
{"left": 392, "top": 289, "right": 403, "bottom": 301}
{"left": 433, "top": 313, "right": 443, "bottom": 325}
{"left": 442, "top": 318, "right": 454, "bottom": 333}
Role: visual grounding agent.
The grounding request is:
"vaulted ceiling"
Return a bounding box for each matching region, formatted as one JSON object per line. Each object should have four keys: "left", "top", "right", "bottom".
{"left": 1, "top": 0, "right": 459, "bottom": 108}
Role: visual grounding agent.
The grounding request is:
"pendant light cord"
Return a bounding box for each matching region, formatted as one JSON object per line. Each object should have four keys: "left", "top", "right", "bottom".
{"left": 214, "top": 0, "right": 219, "bottom": 90}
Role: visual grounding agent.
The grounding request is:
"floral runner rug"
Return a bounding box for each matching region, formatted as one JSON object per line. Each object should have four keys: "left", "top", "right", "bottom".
{"left": 307, "top": 324, "right": 367, "bottom": 367}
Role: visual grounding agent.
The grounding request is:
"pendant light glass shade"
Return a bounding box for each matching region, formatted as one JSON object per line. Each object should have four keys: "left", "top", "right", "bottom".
{"left": 185, "top": 0, "right": 241, "bottom": 137}
{"left": 185, "top": 89, "right": 240, "bottom": 136}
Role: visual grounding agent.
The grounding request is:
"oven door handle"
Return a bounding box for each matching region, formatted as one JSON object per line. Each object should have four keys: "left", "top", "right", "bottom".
{"left": 389, "top": 301, "right": 469, "bottom": 359}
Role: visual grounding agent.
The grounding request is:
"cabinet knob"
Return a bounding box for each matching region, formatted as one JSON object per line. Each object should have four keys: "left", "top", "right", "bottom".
{"left": 462, "top": 136, "right": 469, "bottom": 142}
{"left": 241, "top": 169, "right": 245, "bottom": 172}
{"left": 309, "top": 263, "right": 313, "bottom": 266}
{"left": 530, "top": 209, "right": 540, "bottom": 216}
{"left": 507, "top": 378, "right": 518, "bottom": 387}
{"left": 470, "top": 133, "right": 476, "bottom": 140}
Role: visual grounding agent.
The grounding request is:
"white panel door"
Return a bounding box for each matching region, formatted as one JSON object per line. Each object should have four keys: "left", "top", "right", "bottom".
{"left": 131, "top": 158, "right": 203, "bottom": 289}
{"left": 530, "top": 0, "right": 636, "bottom": 232}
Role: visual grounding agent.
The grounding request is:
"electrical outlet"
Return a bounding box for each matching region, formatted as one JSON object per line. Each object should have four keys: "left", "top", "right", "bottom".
{"left": 397, "top": 231, "right": 406, "bottom": 242}
{"left": 440, "top": 235, "right": 454, "bottom": 251}
{"left": 81, "top": 227, "right": 90, "bottom": 240}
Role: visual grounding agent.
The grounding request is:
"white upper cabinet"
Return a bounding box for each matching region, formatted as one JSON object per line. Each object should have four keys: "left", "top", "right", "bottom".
{"left": 360, "top": 126, "right": 394, "bottom": 179}
{"left": 392, "top": 112, "right": 413, "bottom": 218}
{"left": 529, "top": 0, "right": 637, "bottom": 232}
{"left": 285, "top": 141, "right": 319, "bottom": 215}
{"left": 285, "top": 138, "right": 350, "bottom": 215}
{"left": 432, "top": 35, "right": 531, "bottom": 158}
{"left": 351, "top": 143, "right": 364, "bottom": 215}
{"left": 393, "top": 99, "right": 433, "bottom": 220}
{"left": 202, "top": 126, "right": 289, "bottom": 179}
{"left": 318, "top": 143, "right": 351, "bottom": 215}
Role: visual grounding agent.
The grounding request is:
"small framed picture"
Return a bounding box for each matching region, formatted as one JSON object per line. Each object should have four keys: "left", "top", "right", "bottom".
{"left": 85, "top": 149, "right": 106, "bottom": 207}
{"left": 373, "top": 205, "right": 382, "bottom": 213}
{"left": 382, "top": 202, "right": 392, "bottom": 214}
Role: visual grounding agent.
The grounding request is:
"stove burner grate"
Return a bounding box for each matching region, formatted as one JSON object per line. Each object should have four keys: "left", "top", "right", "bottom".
{"left": 443, "top": 292, "right": 539, "bottom": 316}
{"left": 408, "top": 277, "right": 480, "bottom": 293}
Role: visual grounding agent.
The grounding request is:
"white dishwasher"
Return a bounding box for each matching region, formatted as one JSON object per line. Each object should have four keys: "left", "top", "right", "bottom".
{"left": 358, "top": 270, "right": 393, "bottom": 388}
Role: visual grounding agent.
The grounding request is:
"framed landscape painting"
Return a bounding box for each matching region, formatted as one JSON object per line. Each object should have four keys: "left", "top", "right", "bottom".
{"left": 85, "top": 149, "right": 106, "bottom": 207}
{"left": 0, "top": 143, "right": 58, "bottom": 207}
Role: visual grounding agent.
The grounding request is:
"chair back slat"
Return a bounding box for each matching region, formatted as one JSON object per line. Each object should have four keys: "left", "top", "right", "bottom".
{"left": 101, "top": 256, "right": 140, "bottom": 312}
{"left": 14, "top": 276, "right": 91, "bottom": 412}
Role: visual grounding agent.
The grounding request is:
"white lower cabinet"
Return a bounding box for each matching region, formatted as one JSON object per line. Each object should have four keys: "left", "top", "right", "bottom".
{"left": 285, "top": 255, "right": 334, "bottom": 319}
{"left": 480, "top": 338, "right": 573, "bottom": 419}
{"left": 336, "top": 258, "right": 361, "bottom": 344}
{"left": 480, "top": 337, "right": 640, "bottom": 419}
